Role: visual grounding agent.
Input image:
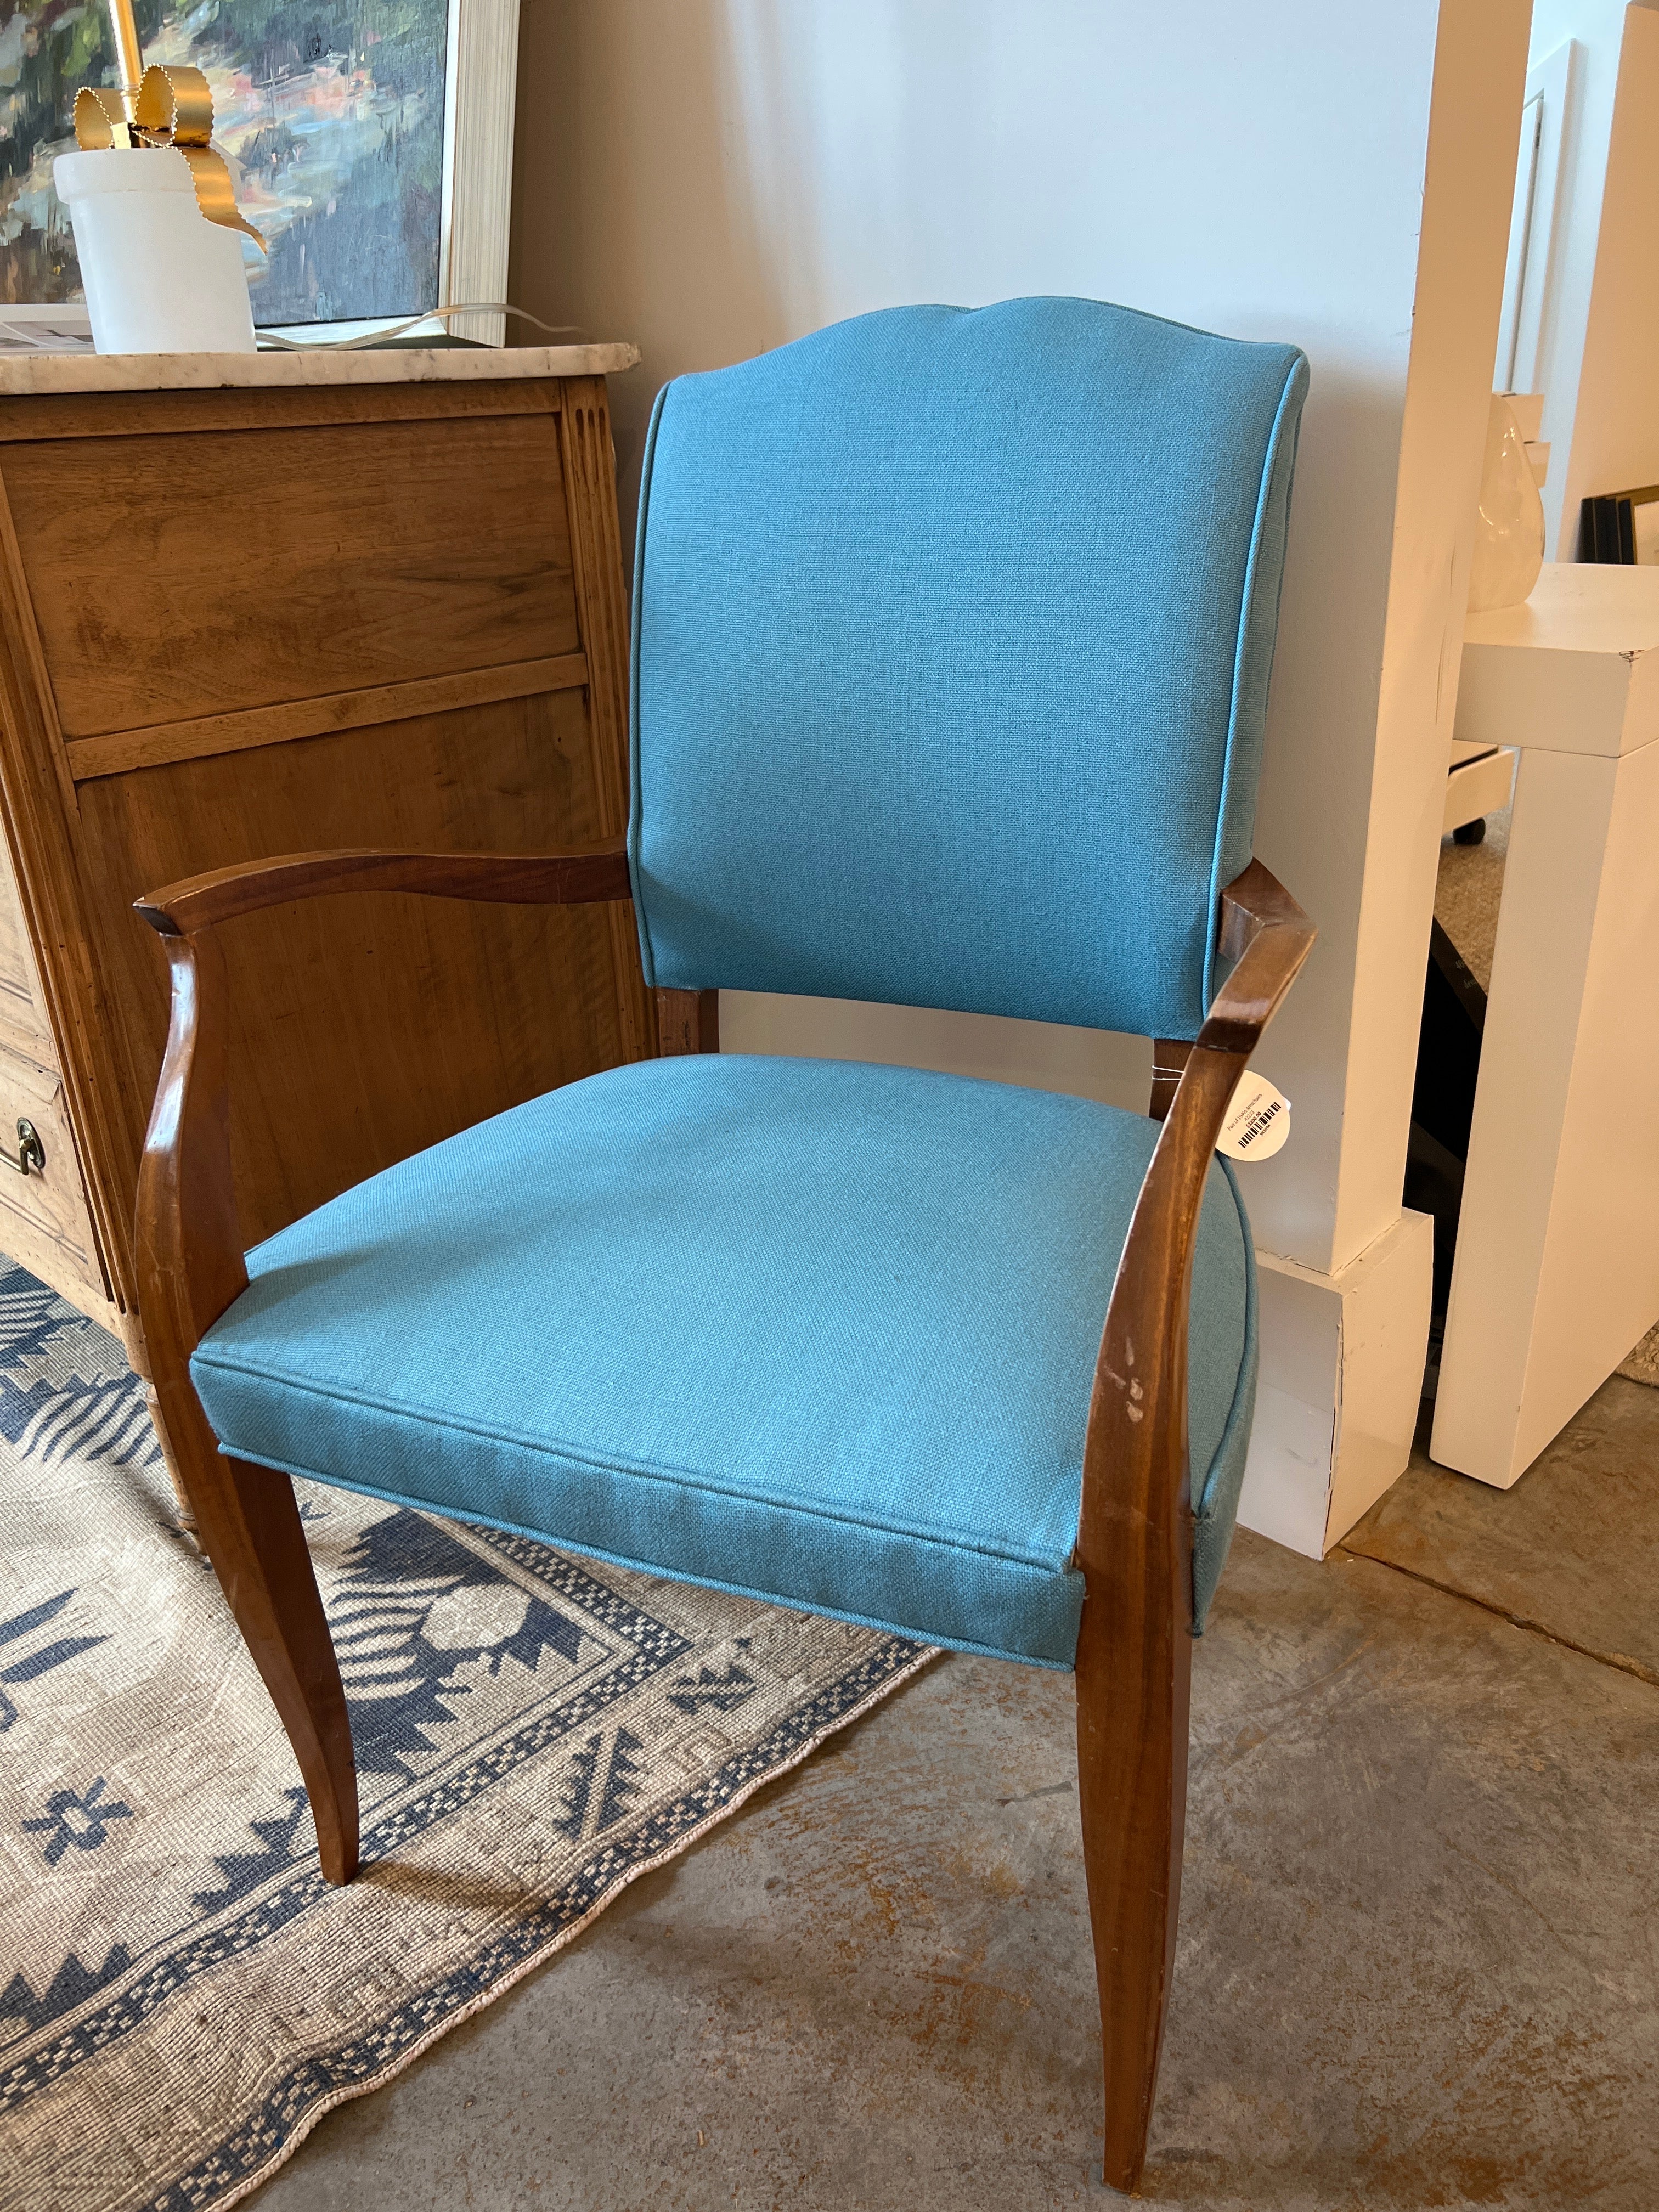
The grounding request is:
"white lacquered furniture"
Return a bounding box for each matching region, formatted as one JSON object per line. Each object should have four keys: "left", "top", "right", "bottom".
{"left": 1434, "top": 563, "right": 1659, "bottom": 1486}
{"left": 1444, "top": 737, "right": 1515, "bottom": 836}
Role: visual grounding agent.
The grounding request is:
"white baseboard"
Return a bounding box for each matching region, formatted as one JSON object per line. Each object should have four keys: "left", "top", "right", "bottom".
{"left": 1237, "top": 1210, "right": 1434, "bottom": 1558}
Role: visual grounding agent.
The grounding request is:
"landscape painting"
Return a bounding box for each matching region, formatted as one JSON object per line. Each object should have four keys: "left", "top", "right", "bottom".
{"left": 0, "top": 0, "right": 448, "bottom": 325}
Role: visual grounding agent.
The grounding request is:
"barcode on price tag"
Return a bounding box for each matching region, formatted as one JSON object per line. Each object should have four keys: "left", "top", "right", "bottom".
{"left": 1216, "top": 1073, "right": 1291, "bottom": 1161}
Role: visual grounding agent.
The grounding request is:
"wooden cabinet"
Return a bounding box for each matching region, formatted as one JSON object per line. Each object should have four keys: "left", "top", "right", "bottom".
{"left": 0, "top": 346, "right": 651, "bottom": 1508}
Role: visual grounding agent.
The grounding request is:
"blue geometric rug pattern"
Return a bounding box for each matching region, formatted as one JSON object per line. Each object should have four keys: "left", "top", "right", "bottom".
{"left": 0, "top": 1262, "right": 934, "bottom": 2211}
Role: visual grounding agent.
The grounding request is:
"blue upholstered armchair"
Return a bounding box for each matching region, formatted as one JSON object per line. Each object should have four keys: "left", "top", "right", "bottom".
{"left": 133, "top": 299, "right": 1313, "bottom": 2192}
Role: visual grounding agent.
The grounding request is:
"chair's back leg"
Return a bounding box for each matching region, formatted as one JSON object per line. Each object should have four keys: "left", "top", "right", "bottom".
{"left": 1074, "top": 1570, "right": 1194, "bottom": 2194}
{"left": 656, "top": 987, "right": 720, "bottom": 1055}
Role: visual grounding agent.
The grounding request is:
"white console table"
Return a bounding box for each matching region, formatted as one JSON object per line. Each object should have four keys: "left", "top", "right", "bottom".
{"left": 1434, "top": 563, "right": 1659, "bottom": 1486}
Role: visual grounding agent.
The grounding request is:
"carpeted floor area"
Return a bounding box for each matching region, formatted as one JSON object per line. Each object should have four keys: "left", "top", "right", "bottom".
{"left": 1433, "top": 804, "right": 1510, "bottom": 994}
{"left": 0, "top": 1266, "right": 931, "bottom": 2212}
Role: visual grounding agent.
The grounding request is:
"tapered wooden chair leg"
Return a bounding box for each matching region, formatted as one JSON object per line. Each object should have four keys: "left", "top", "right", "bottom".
{"left": 167, "top": 1393, "right": 359, "bottom": 1885}
{"left": 1074, "top": 1589, "right": 1194, "bottom": 2196}
{"left": 134, "top": 925, "right": 359, "bottom": 1883}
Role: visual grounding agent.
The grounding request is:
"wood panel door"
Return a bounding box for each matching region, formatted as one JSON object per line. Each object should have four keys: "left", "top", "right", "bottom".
{"left": 0, "top": 371, "right": 650, "bottom": 1317}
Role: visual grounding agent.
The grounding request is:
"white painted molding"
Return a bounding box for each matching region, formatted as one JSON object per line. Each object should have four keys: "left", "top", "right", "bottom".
{"left": 1236, "top": 1212, "right": 1434, "bottom": 1559}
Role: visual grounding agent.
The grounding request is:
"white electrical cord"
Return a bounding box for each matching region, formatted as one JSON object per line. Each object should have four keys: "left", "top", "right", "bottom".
{"left": 255, "top": 303, "right": 581, "bottom": 351}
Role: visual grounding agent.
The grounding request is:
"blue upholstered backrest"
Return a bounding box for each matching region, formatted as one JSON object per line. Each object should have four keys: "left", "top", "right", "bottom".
{"left": 629, "top": 298, "right": 1307, "bottom": 1040}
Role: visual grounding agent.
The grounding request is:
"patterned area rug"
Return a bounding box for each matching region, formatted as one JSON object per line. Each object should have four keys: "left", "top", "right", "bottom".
{"left": 0, "top": 1262, "right": 934, "bottom": 2212}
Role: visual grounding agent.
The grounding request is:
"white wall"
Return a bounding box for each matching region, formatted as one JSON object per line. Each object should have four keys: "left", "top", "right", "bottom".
{"left": 1557, "top": 8, "right": 1659, "bottom": 539}
{"left": 512, "top": 0, "right": 1530, "bottom": 1541}
{"left": 1525, "top": 0, "right": 1659, "bottom": 551}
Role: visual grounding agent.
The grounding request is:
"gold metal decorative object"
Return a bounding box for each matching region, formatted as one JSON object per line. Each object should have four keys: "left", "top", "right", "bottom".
{"left": 72, "top": 86, "right": 134, "bottom": 146}
{"left": 73, "top": 0, "right": 264, "bottom": 250}
{"left": 99, "top": 0, "right": 144, "bottom": 123}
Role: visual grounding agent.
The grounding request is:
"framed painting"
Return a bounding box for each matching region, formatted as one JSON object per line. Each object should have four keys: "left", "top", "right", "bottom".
{"left": 0, "top": 0, "right": 518, "bottom": 341}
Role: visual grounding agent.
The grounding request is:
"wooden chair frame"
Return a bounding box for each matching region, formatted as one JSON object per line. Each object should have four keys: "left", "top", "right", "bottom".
{"left": 132, "top": 839, "right": 1312, "bottom": 2194}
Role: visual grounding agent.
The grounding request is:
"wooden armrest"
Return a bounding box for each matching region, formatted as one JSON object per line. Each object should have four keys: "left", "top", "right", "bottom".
{"left": 1204, "top": 857, "right": 1318, "bottom": 1054}
{"left": 1072, "top": 859, "right": 1313, "bottom": 2150}
{"left": 133, "top": 836, "right": 632, "bottom": 938}
{"left": 1081, "top": 856, "right": 1314, "bottom": 1579}
{"left": 133, "top": 832, "right": 635, "bottom": 1397}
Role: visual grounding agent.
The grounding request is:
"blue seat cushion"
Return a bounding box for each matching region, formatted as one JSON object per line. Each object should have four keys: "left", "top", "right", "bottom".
{"left": 191, "top": 1056, "right": 1259, "bottom": 1668}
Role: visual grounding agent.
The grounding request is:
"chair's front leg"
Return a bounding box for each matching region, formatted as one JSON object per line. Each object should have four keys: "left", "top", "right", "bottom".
{"left": 1075, "top": 862, "right": 1314, "bottom": 2187}
{"left": 138, "top": 930, "right": 359, "bottom": 1884}
{"left": 1074, "top": 1453, "right": 1194, "bottom": 2196}
{"left": 163, "top": 1387, "right": 361, "bottom": 1887}
{"left": 1074, "top": 1042, "right": 1245, "bottom": 2192}
{"left": 128, "top": 848, "right": 644, "bottom": 1887}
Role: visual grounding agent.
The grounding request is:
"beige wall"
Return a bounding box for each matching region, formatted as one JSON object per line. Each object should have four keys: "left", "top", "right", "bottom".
{"left": 510, "top": 1, "right": 1528, "bottom": 1289}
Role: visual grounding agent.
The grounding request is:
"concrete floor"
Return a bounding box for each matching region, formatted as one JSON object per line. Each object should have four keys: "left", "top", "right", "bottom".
{"left": 257, "top": 1373, "right": 1659, "bottom": 2211}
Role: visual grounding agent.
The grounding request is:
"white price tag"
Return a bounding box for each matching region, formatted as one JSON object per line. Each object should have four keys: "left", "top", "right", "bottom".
{"left": 1217, "top": 1073, "right": 1290, "bottom": 1161}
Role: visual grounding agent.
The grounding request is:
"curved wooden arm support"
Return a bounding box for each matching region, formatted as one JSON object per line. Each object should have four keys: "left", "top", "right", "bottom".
{"left": 133, "top": 834, "right": 633, "bottom": 937}
{"left": 1076, "top": 858, "right": 1314, "bottom": 2192}
{"left": 131, "top": 834, "right": 636, "bottom": 1890}
{"left": 137, "top": 932, "right": 361, "bottom": 1883}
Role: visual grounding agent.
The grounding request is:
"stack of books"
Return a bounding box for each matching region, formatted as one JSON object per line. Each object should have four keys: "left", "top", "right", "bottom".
{"left": 1580, "top": 483, "right": 1659, "bottom": 564}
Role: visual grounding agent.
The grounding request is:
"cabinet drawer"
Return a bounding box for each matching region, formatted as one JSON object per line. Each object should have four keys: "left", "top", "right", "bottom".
{"left": 0, "top": 838, "right": 55, "bottom": 1063}
{"left": 0, "top": 1043, "right": 105, "bottom": 1302}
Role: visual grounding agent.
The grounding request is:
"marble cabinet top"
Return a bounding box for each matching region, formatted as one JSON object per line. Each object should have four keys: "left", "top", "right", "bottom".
{"left": 0, "top": 342, "right": 640, "bottom": 397}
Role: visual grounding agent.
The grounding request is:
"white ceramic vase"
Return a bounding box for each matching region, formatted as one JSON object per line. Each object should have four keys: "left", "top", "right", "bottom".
{"left": 1468, "top": 393, "right": 1544, "bottom": 613}
{"left": 53, "top": 148, "right": 256, "bottom": 355}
